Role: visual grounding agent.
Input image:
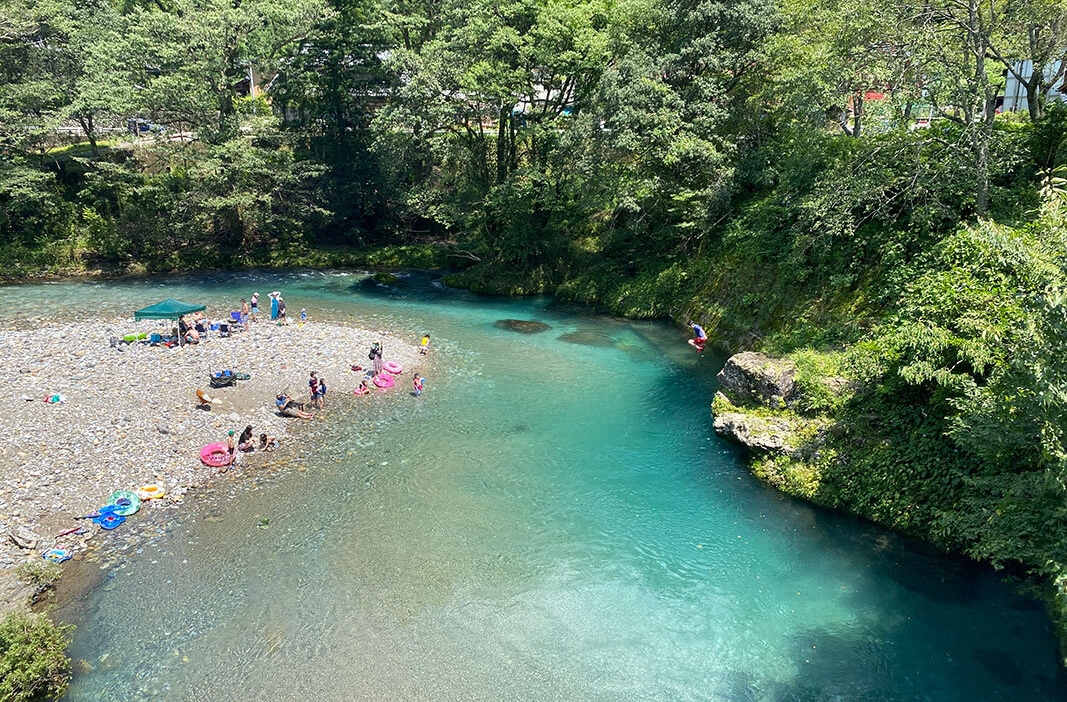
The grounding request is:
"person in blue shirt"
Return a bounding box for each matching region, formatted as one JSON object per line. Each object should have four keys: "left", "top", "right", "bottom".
{"left": 687, "top": 321, "right": 708, "bottom": 352}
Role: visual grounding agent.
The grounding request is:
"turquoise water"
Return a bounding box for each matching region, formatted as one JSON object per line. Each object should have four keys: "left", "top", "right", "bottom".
{"left": 6, "top": 271, "right": 1060, "bottom": 700}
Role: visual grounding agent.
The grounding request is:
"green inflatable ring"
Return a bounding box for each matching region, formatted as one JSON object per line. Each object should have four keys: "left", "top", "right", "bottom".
{"left": 108, "top": 489, "right": 141, "bottom": 517}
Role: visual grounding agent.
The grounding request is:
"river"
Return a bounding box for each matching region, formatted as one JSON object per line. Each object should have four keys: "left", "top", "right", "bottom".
{"left": 6, "top": 270, "right": 1057, "bottom": 700}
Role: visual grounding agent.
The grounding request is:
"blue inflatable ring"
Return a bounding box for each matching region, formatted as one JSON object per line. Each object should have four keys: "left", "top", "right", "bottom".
{"left": 94, "top": 513, "right": 125, "bottom": 530}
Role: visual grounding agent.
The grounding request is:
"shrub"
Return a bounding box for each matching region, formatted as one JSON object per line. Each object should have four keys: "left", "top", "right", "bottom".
{"left": 14, "top": 563, "right": 62, "bottom": 605}
{"left": 0, "top": 610, "right": 73, "bottom": 702}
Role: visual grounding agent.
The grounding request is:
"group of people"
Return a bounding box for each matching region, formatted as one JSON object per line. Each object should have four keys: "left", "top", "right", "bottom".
{"left": 218, "top": 425, "right": 280, "bottom": 472}
{"left": 177, "top": 312, "right": 213, "bottom": 344}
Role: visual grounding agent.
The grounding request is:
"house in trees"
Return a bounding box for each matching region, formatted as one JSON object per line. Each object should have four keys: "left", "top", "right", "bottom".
{"left": 1000, "top": 60, "right": 1067, "bottom": 113}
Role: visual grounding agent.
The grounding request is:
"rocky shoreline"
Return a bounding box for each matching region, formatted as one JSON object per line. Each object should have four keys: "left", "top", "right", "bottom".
{"left": 0, "top": 316, "right": 422, "bottom": 608}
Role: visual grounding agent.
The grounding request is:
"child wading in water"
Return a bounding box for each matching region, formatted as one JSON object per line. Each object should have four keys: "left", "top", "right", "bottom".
{"left": 413, "top": 373, "right": 424, "bottom": 396}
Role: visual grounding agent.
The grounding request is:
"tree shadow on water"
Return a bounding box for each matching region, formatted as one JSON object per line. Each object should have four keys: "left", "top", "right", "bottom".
{"left": 719, "top": 622, "right": 1062, "bottom": 702}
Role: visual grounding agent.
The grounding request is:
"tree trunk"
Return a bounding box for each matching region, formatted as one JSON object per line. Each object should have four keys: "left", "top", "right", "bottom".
{"left": 853, "top": 92, "right": 863, "bottom": 138}
{"left": 1026, "top": 74, "right": 1044, "bottom": 121}
{"left": 496, "top": 106, "right": 508, "bottom": 183}
{"left": 77, "top": 113, "right": 99, "bottom": 157}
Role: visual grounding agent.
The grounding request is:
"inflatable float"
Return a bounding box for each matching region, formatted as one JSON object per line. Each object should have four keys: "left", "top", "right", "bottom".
{"left": 43, "top": 549, "right": 72, "bottom": 564}
{"left": 108, "top": 490, "right": 141, "bottom": 516}
{"left": 200, "top": 442, "right": 231, "bottom": 467}
{"left": 92, "top": 506, "right": 126, "bottom": 530}
{"left": 373, "top": 373, "right": 395, "bottom": 389}
{"left": 353, "top": 386, "right": 371, "bottom": 395}
{"left": 137, "top": 484, "right": 165, "bottom": 500}
{"left": 383, "top": 361, "right": 403, "bottom": 375}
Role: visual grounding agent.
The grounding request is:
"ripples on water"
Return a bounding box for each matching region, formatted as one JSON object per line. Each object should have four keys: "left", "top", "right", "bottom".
{"left": 2, "top": 271, "right": 1056, "bottom": 701}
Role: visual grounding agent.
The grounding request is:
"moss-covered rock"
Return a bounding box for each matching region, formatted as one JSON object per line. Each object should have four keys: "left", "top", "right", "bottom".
{"left": 371, "top": 272, "right": 399, "bottom": 285}
{"left": 717, "top": 352, "right": 798, "bottom": 409}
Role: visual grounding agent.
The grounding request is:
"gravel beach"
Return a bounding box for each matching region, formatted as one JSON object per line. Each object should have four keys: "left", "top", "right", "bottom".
{"left": 0, "top": 316, "right": 421, "bottom": 595}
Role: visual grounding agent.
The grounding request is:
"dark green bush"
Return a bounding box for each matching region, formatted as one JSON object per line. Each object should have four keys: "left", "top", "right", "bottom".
{"left": 0, "top": 610, "right": 73, "bottom": 702}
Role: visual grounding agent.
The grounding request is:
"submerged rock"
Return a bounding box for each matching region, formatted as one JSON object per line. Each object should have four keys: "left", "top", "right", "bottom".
{"left": 494, "top": 319, "right": 551, "bottom": 334}
{"left": 558, "top": 330, "right": 615, "bottom": 347}
{"left": 717, "top": 352, "right": 797, "bottom": 408}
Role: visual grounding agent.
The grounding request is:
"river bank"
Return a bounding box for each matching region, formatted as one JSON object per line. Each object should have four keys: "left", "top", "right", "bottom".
{"left": 0, "top": 315, "right": 422, "bottom": 603}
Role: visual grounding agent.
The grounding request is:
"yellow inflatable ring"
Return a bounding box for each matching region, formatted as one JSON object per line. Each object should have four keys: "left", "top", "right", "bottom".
{"left": 137, "top": 484, "right": 166, "bottom": 500}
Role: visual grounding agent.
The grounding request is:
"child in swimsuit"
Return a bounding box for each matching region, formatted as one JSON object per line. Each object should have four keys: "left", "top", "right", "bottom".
{"left": 420, "top": 334, "right": 430, "bottom": 354}
{"left": 413, "top": 374, "right": 424, "bottom": 396}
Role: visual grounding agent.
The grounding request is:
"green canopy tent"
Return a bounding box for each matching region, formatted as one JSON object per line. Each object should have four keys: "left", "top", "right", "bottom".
{"left": 134, "top": 298, "right": 206, "bottom": 345}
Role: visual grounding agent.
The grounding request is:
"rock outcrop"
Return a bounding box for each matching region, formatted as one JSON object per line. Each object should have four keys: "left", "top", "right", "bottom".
{"left": 716, "top": 351, "right": 797, "bottom": 408}
{"left": 713, "top": 408, "right": 801, "bottom": 454}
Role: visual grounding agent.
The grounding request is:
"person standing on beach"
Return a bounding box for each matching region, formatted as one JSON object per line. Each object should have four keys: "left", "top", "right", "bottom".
{"left": 420, "top": 334, "right": 430, "bottom": 355}
{"left": 225, "top": 429, "right": 236, "bottom": 471}
{"left": 369, "top": 342, "right": 384, "bottom": 375}
{"left": 278, "top": 296, "right": 287, "bottom": 324}
{"left": 309, "top": 371, "right": 322, "bottom": 409}
{"left": 250, "top": 292, "right": 260, "bottom": 321}
{"left": 270, "top": 293, "right": 279, "bottom": 321}
{"left": 413, "top": 373, "right": 424, "bottom": 396}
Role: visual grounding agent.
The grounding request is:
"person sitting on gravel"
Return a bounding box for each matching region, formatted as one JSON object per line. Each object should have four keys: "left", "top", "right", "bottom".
{"left": 238, "top": 425, "right": 255, "bottom": 451}
{"left": 275, "top": 393, "right": 314, "bottom": 420}
{"left": 179, "top": 316, "right": 200, "bottom": 344}
{"left": 259, "top": 433, "right": 280, "bottom": 451}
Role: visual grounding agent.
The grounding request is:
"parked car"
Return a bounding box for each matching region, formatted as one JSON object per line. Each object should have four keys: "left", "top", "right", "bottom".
{"left": 126, "top": 118, "right": 166, "bottom": 136}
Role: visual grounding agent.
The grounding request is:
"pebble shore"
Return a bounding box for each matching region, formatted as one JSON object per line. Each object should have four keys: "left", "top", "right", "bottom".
{"left": 0, "top": 316, "right": 420, "bottom": 595}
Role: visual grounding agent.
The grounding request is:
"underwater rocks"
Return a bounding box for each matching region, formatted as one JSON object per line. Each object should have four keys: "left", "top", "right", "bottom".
{"left": 557, "top": 330, "right": 615, "bottom": 347}
{"left": 494, "top": 319, "right": 551, "bottom": 334}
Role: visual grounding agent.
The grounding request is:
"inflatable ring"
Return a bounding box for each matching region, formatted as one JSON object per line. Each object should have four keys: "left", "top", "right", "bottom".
{"left": 383, "top": 361, "right": 403, "bottom": 375}
{"left": 352, "top": 387, "right": 370, "bottom": 395}
{"left": 373, "top": 373, "right": 395, "bottom": 389}
{"left": 94, "top": 513, "right": 125, "bottom": 530}
{"left": 108, "top": 490, "right": 141, "bottom": 516}
{"left": 137, "top": 484, "right": 165, "bottom": 500}
{"left": 200, "top": 442, "right": 231, "bottom": 467}
{"left": 43, "top": 549, "right": 72, "bottom": 564}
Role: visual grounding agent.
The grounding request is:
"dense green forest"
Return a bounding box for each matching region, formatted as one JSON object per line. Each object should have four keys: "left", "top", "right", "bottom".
{"left": 4, "top": 0, "right": 1067, "bottom": 654}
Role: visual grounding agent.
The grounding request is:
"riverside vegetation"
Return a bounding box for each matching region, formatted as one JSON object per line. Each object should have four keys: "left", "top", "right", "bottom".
{"left": 4, "top": 0, "right": 1067, "bottom": 672}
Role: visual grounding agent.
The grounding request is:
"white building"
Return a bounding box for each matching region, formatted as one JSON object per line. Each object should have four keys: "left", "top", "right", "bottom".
{"left": 1001, "top": 60, "right": 1066, "bottom": 113}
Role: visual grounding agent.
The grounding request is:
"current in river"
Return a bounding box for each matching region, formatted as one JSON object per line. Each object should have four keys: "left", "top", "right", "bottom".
{"left": 5, "top": 270, "right": 1058, "bottom": 701}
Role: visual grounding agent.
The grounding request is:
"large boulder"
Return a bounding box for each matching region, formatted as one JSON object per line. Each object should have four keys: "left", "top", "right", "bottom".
{"left": 713, "top": 411, "right": 800, "bottom": 454}
{"left": 712, "top": 393, "right": 829, "bottom": 457}
{"left": 717, "top": 352, "right": 797, "bottom": 408}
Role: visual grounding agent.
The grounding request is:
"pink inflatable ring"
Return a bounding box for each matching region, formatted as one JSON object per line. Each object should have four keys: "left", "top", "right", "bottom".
{"left": 373, "top": 373, "right": 395, "bottom": 389}
{"left": 200, "top": 442, "right": 231, "bottom": 467}
{"left": 383, "top": 361, "right": 403, "bottom": 375}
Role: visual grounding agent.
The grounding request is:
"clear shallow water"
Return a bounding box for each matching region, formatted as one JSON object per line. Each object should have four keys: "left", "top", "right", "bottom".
{"left": 6, "top": 271, "right": 1060, "bottom": 700}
